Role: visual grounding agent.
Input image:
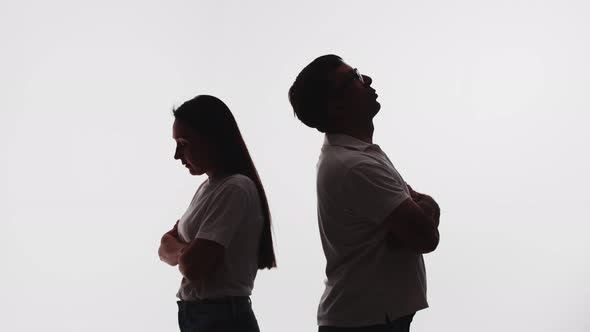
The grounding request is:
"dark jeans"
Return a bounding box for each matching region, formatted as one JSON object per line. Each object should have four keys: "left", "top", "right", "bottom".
{"left": 318, "top": 313, "right": 415, "bottom": 332}
{"left": 177, "top": 296, "right": 260, "bottom": 332}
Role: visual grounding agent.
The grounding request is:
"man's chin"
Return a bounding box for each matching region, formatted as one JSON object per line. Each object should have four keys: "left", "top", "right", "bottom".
{"left": 371, "top": 102, "right": 381, "bottom": 116}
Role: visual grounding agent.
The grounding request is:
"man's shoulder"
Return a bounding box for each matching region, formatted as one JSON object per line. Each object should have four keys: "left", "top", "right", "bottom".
{"left": 320, "top": 146, "right": 375, "bottom": 170}
{"left": 321, "top": 148, "right": 384, "bottom": 174}
{"left": 318, "top": 148, "right": 384, "bottom": 188}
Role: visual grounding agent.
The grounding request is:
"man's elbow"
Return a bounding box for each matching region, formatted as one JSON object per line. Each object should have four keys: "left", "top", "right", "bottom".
{"left": 419, "top": 230, "right": 439, "bottom": 254}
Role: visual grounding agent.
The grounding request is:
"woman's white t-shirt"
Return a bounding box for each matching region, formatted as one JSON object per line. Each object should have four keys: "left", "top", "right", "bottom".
{"left": 176, "top": 174, "right": 264, "bottom": 300}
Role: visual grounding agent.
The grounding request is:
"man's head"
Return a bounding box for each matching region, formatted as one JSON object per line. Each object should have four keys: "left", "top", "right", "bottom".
{"left": 288, "top": 54, "right": 380, "bottom": 133}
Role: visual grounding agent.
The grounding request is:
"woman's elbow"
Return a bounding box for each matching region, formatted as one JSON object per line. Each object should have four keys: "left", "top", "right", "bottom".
{"left": 158, "top": 246, "right": 179, "bottom": 266}
{"left": 179, "top": 264, "right": 203, "bottom": 281}
{"left": 157, "top": 245, "right": 166, "bottom": 261}
{"left": 178, "top": 255, "right": 206, "bottom": 281}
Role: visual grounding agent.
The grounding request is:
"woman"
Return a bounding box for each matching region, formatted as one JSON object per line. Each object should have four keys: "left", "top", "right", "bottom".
{"left": 158, "top": 95, "right": 276, "bottom": 332}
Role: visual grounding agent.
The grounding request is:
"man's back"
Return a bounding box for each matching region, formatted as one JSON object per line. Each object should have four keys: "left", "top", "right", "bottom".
{"left": 316, "top": 134, "right": 428, "bottom": 327}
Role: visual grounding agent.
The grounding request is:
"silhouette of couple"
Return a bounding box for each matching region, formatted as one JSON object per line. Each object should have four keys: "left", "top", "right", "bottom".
{"left": 158, "top": 54, "right": 441, "bottom": 332}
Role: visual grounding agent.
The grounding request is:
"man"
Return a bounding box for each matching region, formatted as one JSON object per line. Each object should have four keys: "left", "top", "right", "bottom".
{"left": 288, "top": 55, "right": 440, "bottom": 332}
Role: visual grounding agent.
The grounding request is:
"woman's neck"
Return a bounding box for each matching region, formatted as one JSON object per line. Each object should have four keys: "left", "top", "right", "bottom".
{"left": 207, "top": 169, "right": 231, "bottom": 182}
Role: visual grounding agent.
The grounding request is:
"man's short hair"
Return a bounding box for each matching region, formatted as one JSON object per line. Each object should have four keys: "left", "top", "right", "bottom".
{"left": 288, "top": 54, "right": 343, "bottom": 133}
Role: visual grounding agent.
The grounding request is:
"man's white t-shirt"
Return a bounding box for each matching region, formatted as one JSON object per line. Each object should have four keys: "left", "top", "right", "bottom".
{"left": 176, "top": 174, "right": 264, "bottom": 300}
{"left": 316, "top": 134, "right": 428, "bottom": 327}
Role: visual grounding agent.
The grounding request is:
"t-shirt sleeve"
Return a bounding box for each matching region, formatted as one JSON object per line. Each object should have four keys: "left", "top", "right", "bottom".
{"left": 195, "top": 183, "right": 251, "bottom": 248}
{"left": 343, "top": 161, "right": 410, "bottom": 224}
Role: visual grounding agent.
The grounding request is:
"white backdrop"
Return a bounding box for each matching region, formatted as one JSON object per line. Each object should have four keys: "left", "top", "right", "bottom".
{"left": 2, "top": 0, "right": 589, "bottom": 331}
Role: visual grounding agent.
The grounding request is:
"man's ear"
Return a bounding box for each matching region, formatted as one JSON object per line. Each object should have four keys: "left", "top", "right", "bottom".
{"left": 326, "top": 99, "right": 343, "bottom": 122}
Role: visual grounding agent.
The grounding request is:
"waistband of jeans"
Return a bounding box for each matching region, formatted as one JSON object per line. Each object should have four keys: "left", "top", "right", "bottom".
{"left": 177, "top": 296, "right": 251, "bottom": 306}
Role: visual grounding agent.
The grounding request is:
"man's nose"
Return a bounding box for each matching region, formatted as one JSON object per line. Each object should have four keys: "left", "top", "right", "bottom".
{"left": 363, "top": 75, "right": 372, "bottom": 86}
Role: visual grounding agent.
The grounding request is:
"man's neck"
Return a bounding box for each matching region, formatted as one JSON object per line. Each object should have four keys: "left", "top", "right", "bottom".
{"left": 329, "top": 122, "right": 374, "bottom": 144}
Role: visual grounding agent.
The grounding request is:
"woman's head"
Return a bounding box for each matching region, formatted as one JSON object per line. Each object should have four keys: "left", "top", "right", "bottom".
{"left": 172, "top": 95, "right": 277, "bottom": 269}
{"left": 173, "top": 95, "right": 242, "bottom": 177}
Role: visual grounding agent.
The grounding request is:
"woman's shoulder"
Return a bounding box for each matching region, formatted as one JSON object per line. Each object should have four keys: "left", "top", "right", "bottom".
{"left": 220, "top": 173, "right": 257, "bottom": 191}
{"left": 215, "top": 174, "right": 259, "bottom": 206}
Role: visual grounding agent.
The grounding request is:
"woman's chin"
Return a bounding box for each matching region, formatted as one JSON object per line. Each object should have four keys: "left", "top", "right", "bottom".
{"left": 188, "top": 168, "right": 204, "bottom": 176}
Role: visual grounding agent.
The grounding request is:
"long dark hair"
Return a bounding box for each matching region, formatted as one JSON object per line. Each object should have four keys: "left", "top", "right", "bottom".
{"left": 173, "top": 95, "right": 276, "bottom": 269}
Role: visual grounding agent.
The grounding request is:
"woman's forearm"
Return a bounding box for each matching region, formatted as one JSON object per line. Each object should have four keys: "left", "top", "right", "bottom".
{"left": 158, "top": 233, "right": 187, "bottom": 266}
